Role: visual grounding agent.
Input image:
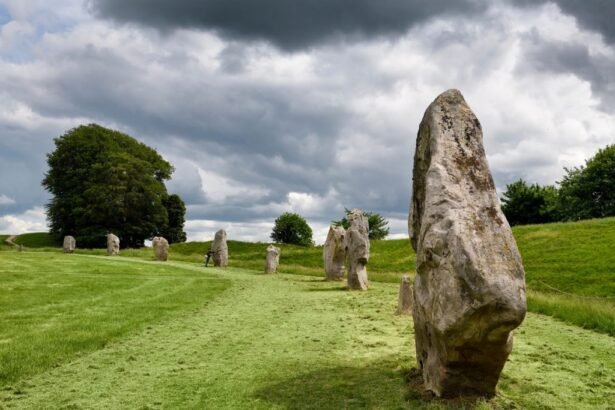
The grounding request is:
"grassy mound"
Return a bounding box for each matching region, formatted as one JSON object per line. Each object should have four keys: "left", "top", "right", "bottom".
{"left": 12, "top": 232, "right": 58, "bottom": 248}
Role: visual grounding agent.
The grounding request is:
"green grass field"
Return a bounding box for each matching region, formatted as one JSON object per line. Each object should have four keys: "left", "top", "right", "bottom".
{"left": 0, "top": 252, "right": 613, "bottom": 409}
{"left": 6, "top": 218, "right": 615, "bottom": 335}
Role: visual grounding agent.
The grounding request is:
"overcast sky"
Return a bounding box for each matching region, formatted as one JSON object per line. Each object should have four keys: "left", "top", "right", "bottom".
{"left": 1, "top": 0, "right": 614, "bottom": 243}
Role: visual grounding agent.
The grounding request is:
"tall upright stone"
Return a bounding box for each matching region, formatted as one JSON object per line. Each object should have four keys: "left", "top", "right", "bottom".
{"left": 106, "top": 233, "right": 120, "bottom": 256}
{"left": 264, "top": 244, "right": 281, "bottom": 274}
{"left": 323, "top": 225, "right": 346, "bottom": 281}
{"left": 396, "top": 274, "right": 413, "bottom": 315}
{"left": 152, "top": 236, "right": 169, "bottom": 261}
{"left": 409, "top": 89, "right": 527, "bottom": 397}
{"left": 212, "top": 229, "right": 228, "bottom": 267}
{"left": 345, "top": 209, "right": 369, "bottom": 290}
{"left": 63, "top": 235, "right": 76, "bottom": 253}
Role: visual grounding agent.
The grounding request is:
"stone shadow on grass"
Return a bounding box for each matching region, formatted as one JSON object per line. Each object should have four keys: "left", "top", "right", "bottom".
{"left": 254, "top": 361, "right": 409, "bottom": 409}
{"left": 306, "top": 286, "right": 348, "bottom": 292}
{"left": 254, "top": 360, "right": 497, "bottom": 409}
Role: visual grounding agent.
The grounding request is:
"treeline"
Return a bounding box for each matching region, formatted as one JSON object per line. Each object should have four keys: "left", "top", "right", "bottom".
{"left": 502, "top": 144, "right": 615, "bottom": 226}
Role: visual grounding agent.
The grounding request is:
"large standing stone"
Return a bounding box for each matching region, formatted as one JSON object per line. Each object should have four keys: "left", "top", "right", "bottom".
{"left": 409, "top": 89, "right": 527, "bottom": 397}
{"left": 264, "top": 244, "right": 281, "bottom": 274}
{"left": 152, "top": 236, "right": 169, "bottom": 261}
{"left": 396, "top": 274, "right": 413, "bottom": 315}
{"left": 211, "top": 229, "right": 228, "bottom": 267}
{"left": 345, "top": 209, "right": 369, "bottom": 290}
{"left": 323, "top": 225, "right": 346, "bottom": 281}
{"left": 106, "top": 233, "right": 120, "bottom": 256}
{"left": 63, "top": 236, "right": 76, "bottom": 253}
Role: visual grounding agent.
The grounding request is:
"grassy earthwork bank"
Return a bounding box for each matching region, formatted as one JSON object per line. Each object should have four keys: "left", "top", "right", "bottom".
{"left": 0, "top": 251, "right": 614, "bottom": 409}
{"left": 6, "top": 218, "right": 615, "bottom": 336}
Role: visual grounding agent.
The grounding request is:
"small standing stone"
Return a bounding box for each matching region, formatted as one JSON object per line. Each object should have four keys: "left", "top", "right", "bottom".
{"left": 106, "top": 233, "right": 120, "bottom": 256}
{"left": 264, "top": 244, "right": 281, "bottom": 274}
{"left": 345, "top": 209, "right": 369, "bottom": 290}
{"left": 396, "top": 275, "right": 413, "bottom": 315}
{"left": 63, "top": 236, "right": 76, "bottom": 253}
{"left": 211, "top": 229, "right": 228, "bottom": 267}
{"left": 152, "top": 236, "right": 169, "bottom": 261}
{"left": 323, "top": 225, "right": 346, "bottom": 281}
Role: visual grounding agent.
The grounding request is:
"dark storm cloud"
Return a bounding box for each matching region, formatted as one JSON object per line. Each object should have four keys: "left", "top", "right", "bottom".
{"left": 513, "top": 0, "right": 615, "bottom": 44}
{"left": 520, "top": 30, "right": 615, "bottom": 111}
{"left": 88, "top": 0, "right": 485, "bottom": 50}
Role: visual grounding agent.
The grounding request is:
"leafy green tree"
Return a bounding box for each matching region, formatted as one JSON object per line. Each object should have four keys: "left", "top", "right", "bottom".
{"left": 270, "top": 212, "right": 313, "bottom": 246}
{"left": 332, "top": 208, "right": 390, "bottom": 240}
{"left": 161, "top": 194, "right": 187, "bottom": 244}
{"left": 558, "top": 145, "right": 615, "bottom": 220}
{"left": 43, "top": 124, "right": 186, "bottom": 248}
{"left": 500, "top": 179, "right": 558, "bottom": 226}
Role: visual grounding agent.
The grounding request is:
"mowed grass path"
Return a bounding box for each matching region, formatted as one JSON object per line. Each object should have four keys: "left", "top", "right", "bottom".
{"left": 0, "top": 253, "right": 614, "bottom": 409}
{"left": 0, "top": 253, "right": 231, "bottom": 385}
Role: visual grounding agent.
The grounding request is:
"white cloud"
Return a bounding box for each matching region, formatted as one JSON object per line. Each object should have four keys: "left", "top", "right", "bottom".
{"left": 197, "top": 166, "right": 269, "bottom": 203}
{"left": 0, "top": 194, "right": 15, "bottom": 205}
{"left": 0, "top": 206, "right": 47, "bottom": 234}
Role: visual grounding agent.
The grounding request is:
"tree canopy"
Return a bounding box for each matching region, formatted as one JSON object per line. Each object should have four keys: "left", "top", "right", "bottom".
{"left": 558, "top": 144, "right": 615, "bottom": 220}
{"left": 501, "top": 179, "right": 558, "bottom": 226}
{"left": 42, "top": 124, "right": 186, "bottom": 248}
{"left": 332, "top": 208, "right": 390, "bottom": 240}
{"left": 270, "top": 212, "right": 313, "bottom": 246}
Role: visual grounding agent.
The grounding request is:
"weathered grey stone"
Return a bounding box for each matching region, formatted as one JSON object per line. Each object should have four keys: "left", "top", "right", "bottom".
{"left": 212, "top": 229, "right": 228, "bottom": 267}
{"left": 345, "top": 209, "right": 369, "bottom": 290}
{"left": 396, "top": 274, "right": 413, "bottom": 315}
{"left": 264, "top": 244, "right": 281, "bottom": 274}
{"left": 106, "top": 233, "right": 120, "bottom": 256}
{"left": 323, "top": 225, "right": 346, "bottom": 281}
{"left": 152, "top": 236, "right": 169, "bottom": 261}
{"left": 409, "top": 89, "right": 527, "bottom": 397}
{"left": 63, "top": 236, "right": 76, "bottom": 253}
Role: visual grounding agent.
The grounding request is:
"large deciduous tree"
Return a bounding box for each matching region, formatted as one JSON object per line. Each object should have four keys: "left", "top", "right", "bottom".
{"left": 500, "top": 179, "right": 558, "bottom": 226}
{"left": 43, "top": 124, "right": 186, "bottom": 248}
{"left": 558, "top": 145, "right": 615, "bottom": 221}
{"left": 270, "top": 212, "right": 313, "bottom": 246}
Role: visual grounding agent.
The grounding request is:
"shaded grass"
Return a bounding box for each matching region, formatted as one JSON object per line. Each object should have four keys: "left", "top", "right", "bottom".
{"left": 11, "top": 232, "right": 58, "bottom": 248}
{"left": 0, "top": 253, "right": 230, "bottom": 385}
{"left": 0, "top": 254, "right": 613, "bottom": 409}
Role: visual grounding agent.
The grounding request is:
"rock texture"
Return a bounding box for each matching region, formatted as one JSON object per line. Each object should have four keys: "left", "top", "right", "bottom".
{"left": 409, "top": 89, "right": 527, "bottom": 397}
{"left": 345, "top": 209, "right": 369, "bottom": 290}
{"left": 152, "top": 236, "right": 169, "bottom": 261}
{"left": 396, "top": 274, "right": 413, "bottom": 315}
{"left": 106, "top": 233, "right": 120, "bottom": 256}
{"left": 323, "top": 225, "right": 346, "bottom": 281}
{"left": 264, "top": 244, "right": 281, "bottom": 274}
{"left": 212, "top": 229, "right": 228, "bottom": 267}
{"left": 63, "top": 236, "right": 76, "bottom": 253}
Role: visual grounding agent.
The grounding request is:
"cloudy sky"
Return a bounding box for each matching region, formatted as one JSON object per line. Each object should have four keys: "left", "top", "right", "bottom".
{"left": 0, "top": 0, "right": 614, "bottom": 243}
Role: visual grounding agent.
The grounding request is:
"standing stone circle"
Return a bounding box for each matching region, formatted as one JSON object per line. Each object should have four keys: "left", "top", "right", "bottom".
{"left": 212, "top": 229, "right": 228, "bottom": 267}
{"left": 396, "top": 274, "right": 413, "bottom": 315}
{"left": 409, "top": 89, "right": 527, "bottom": 397}
{"left": 106, "top": 233, "right": 120, "bottom": 256}
{"left": 345, "top": 209, "right": 369, "bottom": 290}
{"left": 152, "top": 236, "right": 169, "bottom": 261}
{"left": 63, "top": 236, "right": 76, "bottom": 253}
{"left": 323, "top": 225, "right": 346, "bottom": 281}
{"left": 264, "top": 244, "right": 281, "bottom": 274}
